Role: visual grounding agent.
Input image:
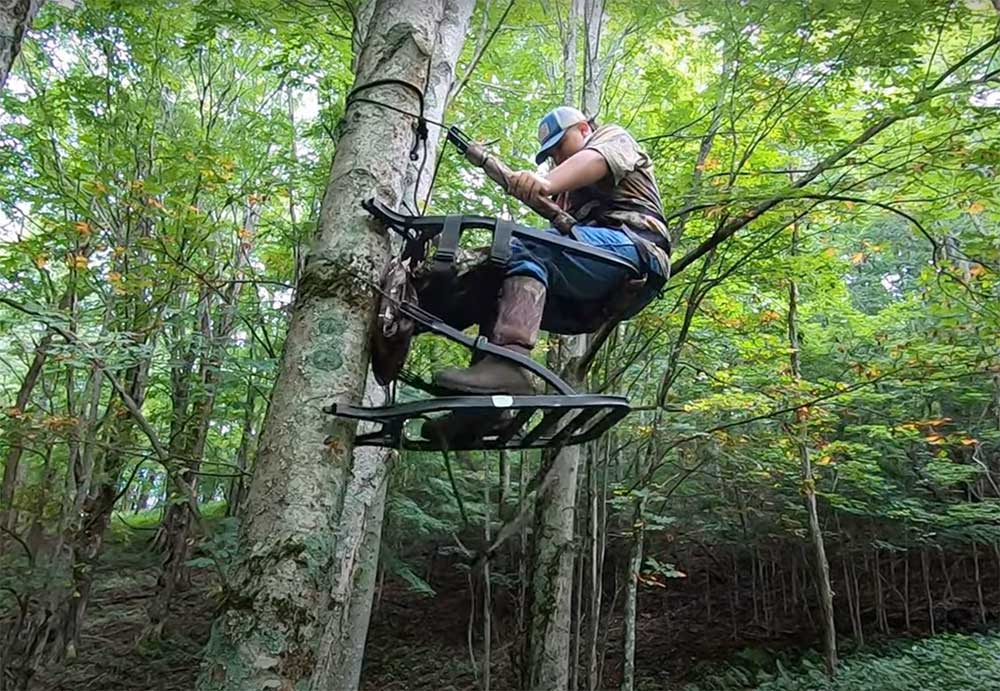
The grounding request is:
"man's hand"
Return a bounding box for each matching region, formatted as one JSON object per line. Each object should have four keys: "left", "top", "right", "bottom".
{"left": 508, "top": 171, "right": 552, "bottom": 204}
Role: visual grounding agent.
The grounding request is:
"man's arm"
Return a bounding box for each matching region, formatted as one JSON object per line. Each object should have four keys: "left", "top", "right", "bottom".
{"left": 546, "top": 149, "right": 609, "bottom": 194}
{"left": 508, "top": 149, "right": 610, "bottom": 202}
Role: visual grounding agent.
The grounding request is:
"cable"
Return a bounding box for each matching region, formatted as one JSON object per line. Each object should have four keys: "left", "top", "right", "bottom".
{"left": 345, "top": 96, "right": 449, "bottom": 130}
{"left": 422, "top": 138, "right": 450, "bottom": 214}
{"left": 344, "top": 78, "right": 453, "bottom": 216}
{"left": 412, "top": 135, "right": 428, "bottom": 215}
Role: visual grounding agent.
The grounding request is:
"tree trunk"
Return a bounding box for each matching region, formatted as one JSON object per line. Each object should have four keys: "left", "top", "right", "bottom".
{"left": 306, "top": 380, "right": 393, "bottom": 691}
{"left": 63, "top": 356, "right": 152, "bottom": 658}
{"left": 309, "top": 2, "right": 473, "bottom": 687}
{"left": 150, "top": 202, "right": 258, "bottom": 636}
{"left": 0, "top": 0, "right": 42, "bottom": 91}
{"left": 483, "top": 457, "right": 493, "bottom": 691}
{"left": 788, "top": 223, "right": 837, "bottom": 675}
{"left": 570, "top": 446, "right": 588, "bottom": 691}
{"left": 524, "top": 3, "right": 605, "bottom": 683}
{"left": 526, "top": 336, "right": 584, "bottom": 691}
{"left": 586, "top": 436, "right": 608, "bottom": 691}
{"left": 226, "top": 385, "right": 257, "bottom": 518}
{"left": 499, "top": 450, "right": 511, "bottom": 518}
{"left": 922, "top": 547, "right": 935, "bottom": 635}
{"left": 561, "top": 0, "right": 579, "bottom": 106}
{"left": 850, "top": 559, "right": 863, "bottom": 646}
{"left": 0, "top": 334, "right": 49, "bottom": 535}
{"left": 579, "top": 0, "right": 602, "bottom": 115}
{"left": 621, "top": 419, "right": 658, "bottom": 691}
{"left": 1, "top": 285, "right": 76, "bottom": 535}
{"left": 57, "top": 236, "right": 160, "bottom": 659}
{"left": 903, "top": 553, "right": 911, "bottom": 631}
{"left": 974, "top": 542, "right": 986, "bottom": 625}
{"left": 620, "top": 495, "right": 646, "bottom": 691}
{"left": 198, "top": 1, "right": 465, "bottom": 688}
{"left": 525, "top": 435, "right": 581, "bottom": 690}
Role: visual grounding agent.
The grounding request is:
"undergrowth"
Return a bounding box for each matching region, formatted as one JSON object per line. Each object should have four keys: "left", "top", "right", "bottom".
{"left": 676, "top": 632, "right": 1000, "bottom": 691}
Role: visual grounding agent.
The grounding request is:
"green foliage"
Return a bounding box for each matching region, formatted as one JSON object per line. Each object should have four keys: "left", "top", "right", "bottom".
{"left": 681, "top": 633, "right": 1000, "bottom": 691}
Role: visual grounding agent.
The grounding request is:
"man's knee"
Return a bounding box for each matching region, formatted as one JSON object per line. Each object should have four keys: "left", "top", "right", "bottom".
{"left": 507, "top": 239, "right": 550, "bottom": 286}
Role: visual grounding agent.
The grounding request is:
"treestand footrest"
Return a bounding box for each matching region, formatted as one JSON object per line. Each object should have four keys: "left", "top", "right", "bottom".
{"left": 325, "top": 394, "right": 630, "bottom": 451}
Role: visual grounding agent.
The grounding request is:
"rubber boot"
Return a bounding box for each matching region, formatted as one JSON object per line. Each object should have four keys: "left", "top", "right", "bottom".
{"left": 432, "top": 276, "right": 546, "bottom": 395}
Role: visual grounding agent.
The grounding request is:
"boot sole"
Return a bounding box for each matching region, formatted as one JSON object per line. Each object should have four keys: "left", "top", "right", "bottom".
{"left": 431, "top": 380, "right": 536, "bottom": 396}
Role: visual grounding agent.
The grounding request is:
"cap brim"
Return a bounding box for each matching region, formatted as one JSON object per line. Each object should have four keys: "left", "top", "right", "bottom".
{"left": 535, "top": 129, "right": 567, "bottom": 165}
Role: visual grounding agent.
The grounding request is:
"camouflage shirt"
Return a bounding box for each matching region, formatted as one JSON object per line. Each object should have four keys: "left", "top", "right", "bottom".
{"left": 555, "top": 123, "right": 671, "bottom": 273}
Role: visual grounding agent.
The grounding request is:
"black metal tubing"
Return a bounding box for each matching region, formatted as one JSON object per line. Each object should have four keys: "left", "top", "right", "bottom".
{"left": 399, "top": 301, "right": 575, "bottom": 395}
{"left": 326, "top": 394, "right": 630, "bottom": 451}
{"left": 363, "top": 198, "right": 496, "bottom": 239}
{"left": 446, "top": 125, "right": 472, "bottom": 153}
{"left": 364, "top": 198, "right": 642, "bottom": 279}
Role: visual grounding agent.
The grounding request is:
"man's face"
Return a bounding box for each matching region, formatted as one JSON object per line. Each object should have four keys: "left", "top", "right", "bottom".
{"left": 550, "top": 121, "right": 591, "bottom": 166}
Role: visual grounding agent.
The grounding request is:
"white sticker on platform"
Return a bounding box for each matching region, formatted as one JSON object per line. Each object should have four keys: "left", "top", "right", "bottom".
{"left": 491, "top": 395, "right": 514, "bottom": 408}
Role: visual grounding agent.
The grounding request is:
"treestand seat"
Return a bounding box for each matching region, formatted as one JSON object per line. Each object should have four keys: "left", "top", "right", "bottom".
{"left": 323, "top": 199, "right": 639, "bottom": 451}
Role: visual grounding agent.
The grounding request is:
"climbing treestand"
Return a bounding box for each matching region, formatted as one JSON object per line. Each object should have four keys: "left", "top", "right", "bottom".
{"left": 325, "top": 126, "right": 645, "bottom": 452}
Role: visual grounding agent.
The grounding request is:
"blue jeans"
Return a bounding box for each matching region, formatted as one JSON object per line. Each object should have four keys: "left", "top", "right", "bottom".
{"left": 507, "top": 226, "right": 666, "bottom": 334}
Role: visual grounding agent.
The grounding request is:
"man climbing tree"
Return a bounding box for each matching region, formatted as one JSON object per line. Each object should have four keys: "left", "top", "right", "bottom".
{"left": 422, "top": 106, "right": 671, "bottom": 441}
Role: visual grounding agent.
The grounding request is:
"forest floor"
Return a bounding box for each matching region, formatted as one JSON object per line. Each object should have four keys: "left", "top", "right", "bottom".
{"left": 27, "top": 520, "right": 1000, "bottom": 691}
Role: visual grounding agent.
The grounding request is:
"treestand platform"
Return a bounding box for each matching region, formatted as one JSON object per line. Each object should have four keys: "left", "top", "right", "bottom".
{"left": 327, "top": 393, "right": 629, "bottom": 451}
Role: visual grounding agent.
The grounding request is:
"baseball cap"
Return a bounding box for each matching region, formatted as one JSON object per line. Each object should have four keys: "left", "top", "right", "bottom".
{"left": 535, "top": 106, "right": 589, "bottom": 164}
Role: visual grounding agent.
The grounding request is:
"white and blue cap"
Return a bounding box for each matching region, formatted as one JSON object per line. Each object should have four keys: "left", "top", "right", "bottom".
{"left": 535, "top": 106, "right": 589, "bottom": 165}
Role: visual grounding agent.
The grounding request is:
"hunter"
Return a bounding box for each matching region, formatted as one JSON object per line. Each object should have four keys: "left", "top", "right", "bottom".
{"left": 430, "top": 105, "right": 672, "bottom": 396}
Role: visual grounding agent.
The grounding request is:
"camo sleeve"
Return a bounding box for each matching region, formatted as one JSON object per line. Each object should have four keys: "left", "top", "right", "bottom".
{"left": 583, "top": 124, "right": 649, "bottom": 186}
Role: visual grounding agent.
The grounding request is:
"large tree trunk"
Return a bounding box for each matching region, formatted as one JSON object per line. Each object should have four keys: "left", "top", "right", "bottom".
{"left": 198, "top": 2, "right": 454, "bottom": 688}
{"left": 526, "top": 341, "right": 585, "bottom": 690}
{"left": 0, "top": 0, "right": 42, "bottom": 91}
{"left": 526, "top": 430, "right": 582, "bottom": 690}
{"left": 308, "top": 1, "right": 473, "bottom": 687}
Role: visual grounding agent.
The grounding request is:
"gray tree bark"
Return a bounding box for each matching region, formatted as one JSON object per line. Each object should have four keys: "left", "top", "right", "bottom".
{"left": 580, "top": 0, "right": 603, "bottom": 115}
{"left": 198, "top": 1, "right": 467, "bottom": 688}
{"left": 308, "top": 2, "right": 473, "bottom": 688}
{"left": 0, "top": 0, "right": 42, "bottom": 91}
{"left": 620, "top": 494, "right": 646, "bottom": 691}
{"left": 308, "top": 379, "right": 393, "bottom": 691}
{"left": 526, "top": 427, "right": 581, "bottom": 691}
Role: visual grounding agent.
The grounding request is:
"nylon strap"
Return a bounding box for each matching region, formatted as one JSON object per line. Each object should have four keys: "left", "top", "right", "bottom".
{"left": 431, "top": 215, "right": 462, "bottom": 271}
{"left": 490, "top": 219, "right": 514, "bottom": 267}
